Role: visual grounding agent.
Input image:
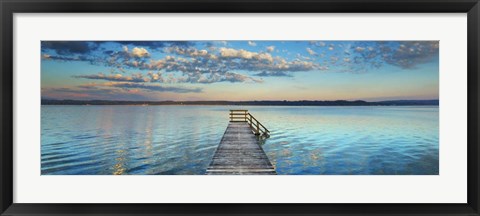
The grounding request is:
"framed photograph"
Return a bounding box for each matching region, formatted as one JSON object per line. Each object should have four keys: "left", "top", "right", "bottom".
{"left": 1, "top": 0, "right": 479, "bottom": 215}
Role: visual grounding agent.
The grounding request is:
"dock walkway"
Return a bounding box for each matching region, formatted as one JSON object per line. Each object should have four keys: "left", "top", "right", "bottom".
{"left": 206, "top": 111, "right": 276, "bottom": 175}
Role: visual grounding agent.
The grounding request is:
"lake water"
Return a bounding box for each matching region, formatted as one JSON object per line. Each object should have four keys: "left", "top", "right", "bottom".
{"left": 41, "top": 105, "right": 439, "bottom": 175}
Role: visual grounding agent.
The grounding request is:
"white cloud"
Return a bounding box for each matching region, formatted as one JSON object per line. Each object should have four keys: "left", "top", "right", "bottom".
{"left": 306, "top": 48, "right": 316, "bottom": 55}
{"left": 220, "top": 48, "right": 256, "bottom": 59}
{"left": 266, "top": 46, "right": 275, "bottom": 52}
{"left": 131, "top": 47, "right": 150, "bottom": 58}
{"left": 121, "top": 46, "right": 151, "bottom": 58}
{"left": 168, "top": 46, "right": 210, "bottom": 58}
{"left": 355, "top": 46, "right": 366, "bottom": 52}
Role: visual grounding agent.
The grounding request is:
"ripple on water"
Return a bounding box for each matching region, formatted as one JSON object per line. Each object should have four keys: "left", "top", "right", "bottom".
{"left": 42, "top": 105, "right": 439, "bottom": 175}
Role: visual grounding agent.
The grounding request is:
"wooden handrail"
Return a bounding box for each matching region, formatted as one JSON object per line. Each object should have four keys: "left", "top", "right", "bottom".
{"left": 229, "top": 110, "right": 270, "bottom": 138}
{"left": 247, "top": 113, "right": 269, "bottom": 133}
{"left": 229, "top": 109, "right": 248, "bottom": 122}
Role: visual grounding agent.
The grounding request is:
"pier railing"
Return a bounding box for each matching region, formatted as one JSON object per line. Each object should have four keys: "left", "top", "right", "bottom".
{"left": 230, "top": 110, "right": 270, "bottom": 138}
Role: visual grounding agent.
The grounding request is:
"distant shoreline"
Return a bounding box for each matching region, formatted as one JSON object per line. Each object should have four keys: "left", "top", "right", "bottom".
{"left": 41, "top": 99, "right": 439, "bottom": 106}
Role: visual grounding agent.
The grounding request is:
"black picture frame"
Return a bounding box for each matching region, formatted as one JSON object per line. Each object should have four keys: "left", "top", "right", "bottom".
{"left": 1, "top": 0, "right": 479, "bottom": 215}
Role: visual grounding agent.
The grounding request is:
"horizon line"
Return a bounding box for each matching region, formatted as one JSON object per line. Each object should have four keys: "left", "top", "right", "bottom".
{"left": 41, "top": 98, "right": 440, "bottom": 102}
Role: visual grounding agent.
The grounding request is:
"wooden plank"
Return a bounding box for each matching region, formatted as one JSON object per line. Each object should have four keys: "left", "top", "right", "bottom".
{"left": 206, "top": 122, "right": 276, "bottom": 175}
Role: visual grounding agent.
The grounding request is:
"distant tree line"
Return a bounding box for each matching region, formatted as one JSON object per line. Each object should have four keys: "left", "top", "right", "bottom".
{"left": 41, "top": 99, "right": 439, "bottom": 106}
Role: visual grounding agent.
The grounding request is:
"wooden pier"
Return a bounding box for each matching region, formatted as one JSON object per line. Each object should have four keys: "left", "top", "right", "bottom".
{"left": 206, "top": 110, "right": 276, "bottom": 175}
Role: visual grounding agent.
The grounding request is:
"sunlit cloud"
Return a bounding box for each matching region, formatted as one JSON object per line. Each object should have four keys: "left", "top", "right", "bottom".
{"left": 306, "top": 48, "right": 316, "bottom": 56}
{"left": 102, "top": 82, "right": 203, "bottom": 93}
{"left": 74, "top": 73, "right": 149, "bottom": 83}
{"left": 129, "top": 47, "right": 150, "bottom": 58}
{"left": 41, "top": 40, "right": 439, "bottom": 101}
{"left": 266, "top": 46, "right": 275, "bottom": 52}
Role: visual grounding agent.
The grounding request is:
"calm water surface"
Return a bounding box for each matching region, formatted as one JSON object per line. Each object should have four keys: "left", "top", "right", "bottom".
{"left": 41, "top": 105, "right": 439, "bottom": 175}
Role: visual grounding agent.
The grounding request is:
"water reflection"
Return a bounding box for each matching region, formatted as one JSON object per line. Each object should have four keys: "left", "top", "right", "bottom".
{"left": 41, "top": 105, "right": 438, "bottom": 175}
{"left": 113, "top": 149, "right": 126, "bottom": 175}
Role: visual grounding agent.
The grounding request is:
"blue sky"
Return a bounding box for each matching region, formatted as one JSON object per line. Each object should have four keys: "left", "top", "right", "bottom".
{"left": 41, "top": 41, "right": 439, "bottom": 101}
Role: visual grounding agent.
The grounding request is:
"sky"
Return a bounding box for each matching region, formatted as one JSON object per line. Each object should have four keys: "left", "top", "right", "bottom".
{"left": 41, "top": 41, "right": 439, "bottom": 102}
